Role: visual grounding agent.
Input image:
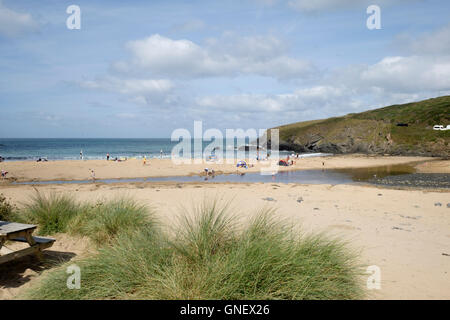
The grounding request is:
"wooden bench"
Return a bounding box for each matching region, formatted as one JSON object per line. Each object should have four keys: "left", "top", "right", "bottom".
{"left": 0, "top": 221, "right": 55, "bottom": 265}
{"left": 12, "top": 236, "right": 56, "bottom": 248}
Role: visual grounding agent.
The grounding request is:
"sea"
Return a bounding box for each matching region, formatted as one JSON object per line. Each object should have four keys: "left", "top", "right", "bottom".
{"left": 0, "top": 138, "right": 315, "bottom": 161}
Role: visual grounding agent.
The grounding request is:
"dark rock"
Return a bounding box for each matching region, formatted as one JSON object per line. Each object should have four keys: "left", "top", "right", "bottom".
{"left": 370, "top": 173, "right": 450, "bottom": 189}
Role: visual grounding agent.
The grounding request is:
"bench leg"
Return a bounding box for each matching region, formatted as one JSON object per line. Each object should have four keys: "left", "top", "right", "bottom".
{"left": 24, "top": 231, "right": 36, "bottom": 245}
{"left": 24, "top": 230, "right": 42, "bottom": 260}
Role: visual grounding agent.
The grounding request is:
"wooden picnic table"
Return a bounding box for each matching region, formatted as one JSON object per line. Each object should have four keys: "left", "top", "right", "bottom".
{"left": 0, "top": 221, "right": 55, "bottom": 265}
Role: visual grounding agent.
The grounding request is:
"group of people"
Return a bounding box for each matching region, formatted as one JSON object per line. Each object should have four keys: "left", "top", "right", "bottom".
{"left": 0, "top": 154, "right": 8, "bottom": 178}
{"left": 204, "top": 168, "right": 216, "bottom": 176}
{"left": 142, "top": 150, "right": 165, "bottom": 165}
{"left": 105, "top": 153, "right": 127, "bottom": 162}
{"left": 286, "top": 155, "right": 296, "bottom": 166}
{"left": 0, "top": 156, "right": 6, "bottom": 178}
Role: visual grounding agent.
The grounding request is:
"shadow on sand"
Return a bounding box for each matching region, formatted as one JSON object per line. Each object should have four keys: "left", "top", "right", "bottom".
{"left": 0, "top": 250, "right": 76, "bottom": 290}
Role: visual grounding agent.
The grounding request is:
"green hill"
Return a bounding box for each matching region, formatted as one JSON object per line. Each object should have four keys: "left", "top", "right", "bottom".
{"left": 272, "top": 96, "right": 450, "bottom": 157}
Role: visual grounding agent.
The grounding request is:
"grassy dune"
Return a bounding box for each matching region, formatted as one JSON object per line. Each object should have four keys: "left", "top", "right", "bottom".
{"left": 18, "top": 195, "right": 365, "bottom": 300}
{"left": 274, "top": 95, "right": 450, "bottom": 156}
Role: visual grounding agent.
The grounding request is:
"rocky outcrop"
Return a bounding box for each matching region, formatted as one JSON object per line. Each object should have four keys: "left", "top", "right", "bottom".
{"left": 277, "top": 134, "right": 449, "bottom": 157}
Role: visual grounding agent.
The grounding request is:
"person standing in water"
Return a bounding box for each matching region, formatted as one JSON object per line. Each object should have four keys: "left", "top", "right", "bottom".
{"left": 80, "top": 150, "right": 83, "bottom": 160}
{"left": 106, "top": 153, "right": 110, "bottom": 161}
{"left": 160, "top": 149, "right": 163, "bottom": 159}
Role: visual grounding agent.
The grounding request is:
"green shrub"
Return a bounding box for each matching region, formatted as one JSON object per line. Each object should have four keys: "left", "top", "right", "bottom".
{"left": 23, "top": 200, "right": 364, "bottom": 300}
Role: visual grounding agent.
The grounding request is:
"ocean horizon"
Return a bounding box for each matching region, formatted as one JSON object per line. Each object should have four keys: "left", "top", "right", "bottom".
{"left": 0, "top": 138, "right": 301, "bottom": 161}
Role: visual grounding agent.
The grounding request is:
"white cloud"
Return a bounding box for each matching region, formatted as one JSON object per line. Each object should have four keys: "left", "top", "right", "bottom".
{"left": 395, "top": 24, "right": 450, "bottom": 55}
{"left": 197, "top": 94, "right": 284, "bottom": 113}
{"left": 0, "top": 1, "right": 38, "bottom": 37}
{"left": 82, "top": 76, "right": 174, "bottom": 95}
{"left": 81, "top": 27, "right": 450, "bottom": 127}
{"left": 360, "top": 56, "right": 450, "bottom": 92}
{"left": 330, "top": 55, "right": 450, "bottom": 94}
{"left": 194, "top": 85, "right": 359, "bottom": 119}
{"left": 114, "top": 34, "right": 315, "bottom": 80}
{"left": 81, "top": 76, "right": 178, "bottom": 107}
{"left": 192, "top": 76, "right": 447, "bottom": 127}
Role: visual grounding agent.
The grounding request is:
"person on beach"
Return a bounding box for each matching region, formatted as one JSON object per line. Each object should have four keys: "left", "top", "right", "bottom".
{"left": 160, "top": 149, "right": 163, "bottom": 159}
{"left": 1, "top": 170, "right": 8, "bottom": 178}
{"left": 90, "top": 169, "right": 95, "bottom": 182}
{"left": 80, "top": 150, "right": 83, "bottom": 160}
{"left": 106, "top": 153, "right": 110, "bottom": 161}
{"left": 143, "top": 156, "right": 146, "bottom": 166}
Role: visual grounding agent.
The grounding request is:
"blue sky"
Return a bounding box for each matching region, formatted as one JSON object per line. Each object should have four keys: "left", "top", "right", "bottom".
{"left": 1, "top": 0, "right": 449, "bottom": 138}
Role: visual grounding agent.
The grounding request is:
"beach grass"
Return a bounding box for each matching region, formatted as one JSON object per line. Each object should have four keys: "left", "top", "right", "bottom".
{"left": 20, "top": 192, "right": 85, "bottom": 235}
{"left": 22, "top": 199, "right": 364, "bottom": 300}
{"left": 18, "top": 192, "right": 153, "bottom": 246}
{"left": 68, "top": 198, "right": 154, "bottom": 245}
{"left": 0, "top": 193, "right": 17, "bottom": 221}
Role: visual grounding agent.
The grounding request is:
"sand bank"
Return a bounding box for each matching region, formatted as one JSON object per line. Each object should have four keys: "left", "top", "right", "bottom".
{"left": 0, "top": 155, "right": 441, "bottom": 182}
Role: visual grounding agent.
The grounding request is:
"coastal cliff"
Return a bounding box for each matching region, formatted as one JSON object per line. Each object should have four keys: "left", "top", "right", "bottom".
{"left": 271, "top": 96, "right": 450, "bottom": 157}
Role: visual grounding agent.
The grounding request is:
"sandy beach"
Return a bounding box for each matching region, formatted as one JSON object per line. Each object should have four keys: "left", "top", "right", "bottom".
{"left": 1, "top": 155, "right": 449, "bottom": 300}
{"left": 0, "top": 154, "right": 438, "bottom": 182}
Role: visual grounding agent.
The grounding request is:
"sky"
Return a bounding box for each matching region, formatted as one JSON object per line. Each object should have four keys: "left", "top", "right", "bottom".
{"left": 0, "top": 0, "right": 449, "bottom": 138}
